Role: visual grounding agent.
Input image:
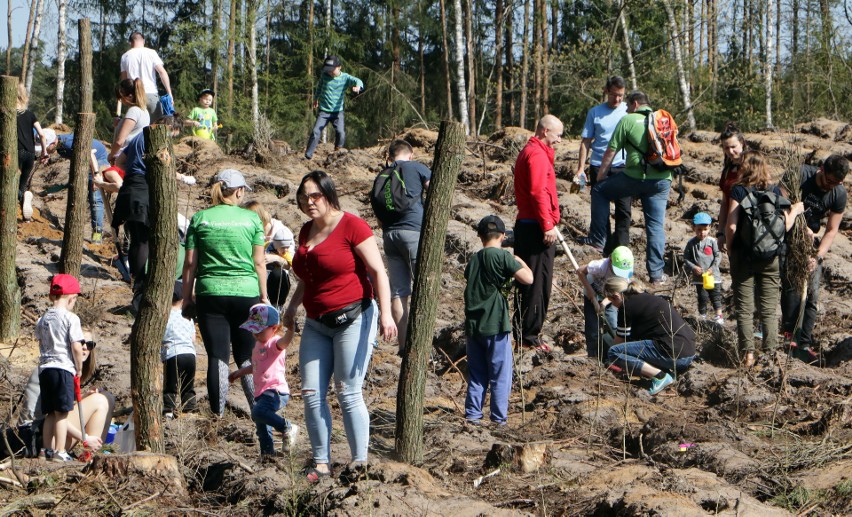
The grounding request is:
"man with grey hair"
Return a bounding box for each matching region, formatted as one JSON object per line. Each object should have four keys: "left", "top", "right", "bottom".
{"left": 512, "top": 114, "right": 564, "bottom": 352}
{"left": 120, "top": 31, "right": 173, "bottom": 121}
{"left": 588, "top": 91, "right": 673, "bottom": 285}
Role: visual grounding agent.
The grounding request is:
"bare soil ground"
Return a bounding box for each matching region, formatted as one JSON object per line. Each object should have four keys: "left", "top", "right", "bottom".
{"left": 1, "top": 120, "right": 851, "bottom": 516}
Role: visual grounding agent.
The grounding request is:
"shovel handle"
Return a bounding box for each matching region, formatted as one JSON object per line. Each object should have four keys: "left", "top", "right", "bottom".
{"left": 74, "top": 375, "right": 89, "bottom": 445}
{"left": 554, "top": 227, "right": 580, "bottom": 271}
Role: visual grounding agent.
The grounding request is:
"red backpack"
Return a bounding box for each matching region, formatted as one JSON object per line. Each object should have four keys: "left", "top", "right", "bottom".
{"left": 629, "top": 109, "right": 683, "bottom": 174}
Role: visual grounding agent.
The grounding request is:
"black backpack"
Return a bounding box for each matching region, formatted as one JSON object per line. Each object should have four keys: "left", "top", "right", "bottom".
{"left": 370, "top": 164, "right": 414, "bottom": 225}
{"left": 737, "top": 189, "right": 789, "bottom": 260}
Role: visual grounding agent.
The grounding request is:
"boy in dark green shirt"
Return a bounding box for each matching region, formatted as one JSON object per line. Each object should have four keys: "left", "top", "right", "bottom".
{"left": 304, "top": 55, "right": 363, "bottom": 160}
{"left": 464, "top": 216, "right": 532, "bottom": 425}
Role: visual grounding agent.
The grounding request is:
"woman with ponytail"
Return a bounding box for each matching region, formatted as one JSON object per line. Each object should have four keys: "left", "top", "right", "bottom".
{"left": 182, "top": 169, "right": 268, "bottom": 416}
{"left": 109, "top": 78, "right": 150, "bottom": 164}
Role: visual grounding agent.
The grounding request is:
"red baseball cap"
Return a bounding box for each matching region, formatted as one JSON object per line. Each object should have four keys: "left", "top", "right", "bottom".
{"left": 50, "top": 274, "right": 81, "bottom": 295}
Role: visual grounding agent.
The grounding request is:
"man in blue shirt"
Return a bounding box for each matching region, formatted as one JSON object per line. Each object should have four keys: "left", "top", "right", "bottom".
{"left": 575, "top": 76, "right": 630, "bottom": 255}
{"left": 377, "top": 139, "right": 431, "bottom": 354}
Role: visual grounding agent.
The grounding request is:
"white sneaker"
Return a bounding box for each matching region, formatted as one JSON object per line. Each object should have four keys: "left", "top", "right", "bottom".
{"left": 22, "top": 191, "right": 33, "bottom": 220}
{"left": 713, "top": 315, "right": 725, "bottom": 325}
{"left": 52, "top": 450, "right": 74, "bottom": 462}
{"left": 283, "top": 424, "right": 299, "bottom": 452}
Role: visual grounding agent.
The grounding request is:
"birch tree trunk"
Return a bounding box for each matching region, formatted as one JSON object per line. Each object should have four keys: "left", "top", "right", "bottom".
{"left": 494, "top": 0, "right": 504, "bottom": 129}
{"left": 248, "top": 0, "right": 259, "bottom": 141}
{"left": 227, "top": 0, "right": 237, "bottom": 117}
{"left": 660, "top": 0, "right": 696, "bottom": 132}
{"left": 439, "top": 0, "right": 453, "bottom": 119}
{"left": 453, "top": 0, "right": 470, "bottom": 133}
{"left": 21, "top": 0, "right": 38, "bottom": 84}
{"left": 25, "top": 0, "right": 45, "bottom": 94}
{"left": 0, "top": 76, "right": 20, "bottom": 340}
{"left": 54, "top": 0, "right": 68, "bottom": 125}
{"left": 519, "top": 0, "right": 531, "bottom": 129}
{"left": 619, "top": 3, "right": 637, "bottom": 90}
{"left": 765, "top": 0, "right": 774, "bottom": 128}
{"left": 464, "top": 0, "right": 476, "bottom": 135}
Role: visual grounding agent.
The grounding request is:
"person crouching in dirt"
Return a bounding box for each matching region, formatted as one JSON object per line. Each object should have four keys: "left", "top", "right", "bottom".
{"left": 604, "top": 277, "right": 697, "bottom": 396}
{"left": 22, "top": 326, "right": 115, "bottom": 459}
{"left": 577, "top": 246, "right": 634, "bottom": 361}
{"left": 724, "top": 151, "right": 803, "bottom": 369}
{"left": 464, "top": 216, "right": 532, "bottom": 426}
{"left": 778, "top": 155, "right": 849, "bottom": 363}
{"left": 243, "top": 200, "right": 295, "bottom": 309}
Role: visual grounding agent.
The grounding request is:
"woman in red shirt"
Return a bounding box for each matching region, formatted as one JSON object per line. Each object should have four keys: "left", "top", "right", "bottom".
{"left": 717, "top": 122, "right": 747, "bottom": 253}
{"left": 283, "top": 171, "right": 396, "bottom": 482}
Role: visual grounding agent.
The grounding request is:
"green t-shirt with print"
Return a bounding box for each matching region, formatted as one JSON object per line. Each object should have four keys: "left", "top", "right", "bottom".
{"left": 608, "top": 106, "right": 673, "bottom": 181}
{"left": 185, "top": 204, "right": 264, "bottom": 297}
{"left": 188, "top": 107, "right": 218, "bottom": 140}
{"left": 464, "top": 247, "right": 522, "bottom": 337}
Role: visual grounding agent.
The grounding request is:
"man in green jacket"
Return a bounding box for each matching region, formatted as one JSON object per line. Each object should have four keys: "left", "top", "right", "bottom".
{"left": 304, "top": 55, "right": 363, "bottom": 160}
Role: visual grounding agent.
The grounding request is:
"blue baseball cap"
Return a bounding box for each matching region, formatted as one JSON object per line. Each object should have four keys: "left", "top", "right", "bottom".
{"left": 693, "top": 212, "right": 712, "bottom": 225}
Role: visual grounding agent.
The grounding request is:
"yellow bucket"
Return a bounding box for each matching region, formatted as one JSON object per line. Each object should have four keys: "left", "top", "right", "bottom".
{"left": 702, "top": 271, "right": 715, "bottom": 290}
{"left": 194, "top": 127, "right": 211, "bottom": 139}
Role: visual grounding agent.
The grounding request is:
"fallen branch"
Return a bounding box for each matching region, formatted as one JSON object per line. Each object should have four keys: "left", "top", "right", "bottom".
{"left": 0, "top": 475, "right": 23, "bottom": 488}
{"left": 473, "top": 468, "right": 501, "bottom": 488}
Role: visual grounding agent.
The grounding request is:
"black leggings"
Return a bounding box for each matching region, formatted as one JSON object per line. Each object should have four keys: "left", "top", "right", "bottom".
{"left": 196, "top": 295, "right": 258, "bottom": 416}
{"left": 18, "top": 149, "right": 36, "bottom": 198}
{"left": 163, "top": 354, "right": 197, "bottom": 413}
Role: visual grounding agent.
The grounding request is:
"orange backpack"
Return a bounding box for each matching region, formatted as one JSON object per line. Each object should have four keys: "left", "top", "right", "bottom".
{"left": 629, "top": 109, "right": 683, "bottom": 174}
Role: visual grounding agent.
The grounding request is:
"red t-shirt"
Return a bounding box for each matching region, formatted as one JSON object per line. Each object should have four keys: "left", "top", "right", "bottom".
{"left": 292, "top": 212, "right": 375, "bottom": 319}
{"left": 719, "top": 162, "right": 741, "bottom": 199}
{"left": 513, "top": 137, "right": 560, "bottom": 231}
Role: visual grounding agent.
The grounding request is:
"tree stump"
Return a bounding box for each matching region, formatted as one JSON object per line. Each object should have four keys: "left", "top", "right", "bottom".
{"left": 87, "top": 453, "right": 187, "bottom": 496}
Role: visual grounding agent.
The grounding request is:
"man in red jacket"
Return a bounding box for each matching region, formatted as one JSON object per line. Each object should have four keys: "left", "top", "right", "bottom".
{"left": 513, "top": 114, "right": 564, "bottom": 352}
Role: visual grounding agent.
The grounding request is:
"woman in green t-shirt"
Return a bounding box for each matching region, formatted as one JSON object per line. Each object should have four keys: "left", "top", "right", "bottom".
{"left": 182, "top": 169, "right": 269, "bottom": 416}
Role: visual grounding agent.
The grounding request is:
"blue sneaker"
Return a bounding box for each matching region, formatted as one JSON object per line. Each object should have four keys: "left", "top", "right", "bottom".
{"left": 648, "top": 373, "right": 674, "bottom": 395}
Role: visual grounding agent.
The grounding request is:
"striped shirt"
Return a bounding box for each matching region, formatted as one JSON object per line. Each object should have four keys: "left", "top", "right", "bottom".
{"left": 315, "top": 72, "right": 363, "bottom": 112}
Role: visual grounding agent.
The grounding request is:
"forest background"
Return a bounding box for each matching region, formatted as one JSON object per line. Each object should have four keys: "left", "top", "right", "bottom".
{"left": 2, "top": 0, "right": 852, "bottom": 152}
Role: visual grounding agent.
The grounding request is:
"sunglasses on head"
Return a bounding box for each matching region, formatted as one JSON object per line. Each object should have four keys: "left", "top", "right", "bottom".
{"left": 84, "top": 340, "right": 96, "bottom": 350}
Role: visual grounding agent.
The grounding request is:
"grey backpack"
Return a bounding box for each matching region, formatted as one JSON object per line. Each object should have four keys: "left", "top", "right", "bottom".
{"left": 737, "top": 189, "right": 789, "bottom": 260}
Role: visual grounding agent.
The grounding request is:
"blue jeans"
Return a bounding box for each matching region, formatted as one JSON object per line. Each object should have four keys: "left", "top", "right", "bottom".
{"left": 305, "top": 111, "right": 346, "bottom": 158}
{"left": 300, "top": 300, "right": 377, "bottom": 464}
{"left": 583, "top": 297, "right": 618, "bottom": 358}
{"left": 608, "top": 339, "right": 695, "bottom": 378}
{"left": 465, "top": 332, "right": 512, "bottom": 424}
{"left": 89, "top": 173, "right": 104, "bottom": 231}
{"left": 590, "top": 174, "right": 671, "bottom": 280}
{"left": 383, "top": 229, "right": 420, "bottom": 298}
{"left": 252, "top": 390, "right": 292, "bottom": 456}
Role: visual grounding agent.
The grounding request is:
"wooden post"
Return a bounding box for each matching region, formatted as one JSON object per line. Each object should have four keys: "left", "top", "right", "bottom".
{"left": 78, "top": 19, "right": 92, "bottom": 114}
{"left": 58, "top": 112, "right": 94, "bottom": 276}
{"left": 395, "top": 121, "right": 465, "bottom": 464}
{"left": 129, "top": 125, "right": 178, "bottom": 453}
{"left": 0, "top": 75, "right": 20, "bottom": 340}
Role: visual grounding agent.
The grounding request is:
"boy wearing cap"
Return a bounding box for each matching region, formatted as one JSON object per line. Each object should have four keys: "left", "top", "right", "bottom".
{"left": 464, "top": 216, "right": 533, "bottom": 425}
{"left": 161, "top": 280, "right": 197, "bottom": 418}
{"left": 683, "top": 212, "right": 723, "bottom": 324}
{"left": 229, "top": 304, "right": 298, "bottom": 457}
{"left": 185, "top": 89, "right": 218, "bottom": 140}
{"left": 35, "top": 274, "right": 85, "bottom": 462}
{"left": 577, "top": 246, "right": 634, "bottom": 360}
{"left": 304, "top": 55, "right": 363, "bottom": 160}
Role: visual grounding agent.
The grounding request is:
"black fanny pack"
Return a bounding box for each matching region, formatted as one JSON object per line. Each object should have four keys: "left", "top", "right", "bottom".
{"left": 317, "top": 299, "right": 371, "bottom": 329}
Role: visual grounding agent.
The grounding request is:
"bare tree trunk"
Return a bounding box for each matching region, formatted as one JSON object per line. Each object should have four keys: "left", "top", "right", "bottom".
{"left": 227, "top": 0, "right": 237, "bottom": 117}
{"left": 54, "top": 0, "right": 68, "bottom": 124}
{"left": 619, "top": 3, "right": 637, "bottom": 90}
{"left": 465, "top": 0, "right": 476, "bottom": 135}
{"left": 453, "top": 0, "right": 470, "bottom": 133}
{"left": 774, "top": 0, "right": 781, "bottom": 77}
{"left": 5, "top": 0, "right": 11, "bottom": 74}
{"left": 506, "top": 3, "right": 514, "bottom": 124}
{"left": 131, "top": 125, "right": 178, "bottom": 453}
{"left": 550, "top": 0, "right": 557, "bottom": 50}
{"left": 59, "top": 113, "right": 95, "bottom": 277}
{"left": 392, "top": 1, "right": 401, "bottom": 75}
{"left": 0, "top": 76, "right": 20, "bottom": 340}
{"left": 687, "top": 0, "right": 695, "bottom": 63}
{"left": 395, "top": 121, "right": 465, "bottom": 464}
{"left": 791, "top": 0, "right": 799, "bottom": 55}
{"left": 765, "top": 0, "right": 774, "bottom": 128}
{"left": 540, "top": 0, "right": 549, "bottom": 114}
{"left": 307, "top": 0, "right": 315, "bottom": 119}
{"left": 418, "top": 0, "right": 426, "bottom": 116}
{"left": 439, "top": 0, "right": 453, "bottom": 119}
{"left": 25, "top": 0, "right": 45, "bottom": 94}
{"left": 21, "top": 0, "right": 38, "bottom": 84}
{"left": 264, "top": 0, "right": 271, "bottom": 107}
{"left": 698, "top": 0, "right": 704, "bottom": 64}
{"left": 248, "top": 0, "right": 259, "bottom": 142}
{"left": 660, "top": 0, "right": 696, "bottom": 132}
{"left": 78, "top": 19, "right": 93, "bottom": 114}
{"left": 494, "top": 0, "right": 504, "bottom": 129}
{"left": 532, "top": 0, "right": 541, "bottom": 120}
{"left": 519, "top": 0, "right": 530, "bottom": 129}
{"left": 212, "top": 0, "right": 222, "bottom": 109}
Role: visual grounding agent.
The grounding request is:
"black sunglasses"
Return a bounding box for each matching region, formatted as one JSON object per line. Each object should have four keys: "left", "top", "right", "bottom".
{"left": 84, "top": 340, "right": 96, "bottom": 350}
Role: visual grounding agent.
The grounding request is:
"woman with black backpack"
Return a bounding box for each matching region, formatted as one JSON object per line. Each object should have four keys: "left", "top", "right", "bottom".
{"left": 725, "top": 151, "right": 803, "bottom": 368}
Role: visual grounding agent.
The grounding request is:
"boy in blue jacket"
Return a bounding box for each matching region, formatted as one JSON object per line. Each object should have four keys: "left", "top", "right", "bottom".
{"left": 304, "top": 55, "right": 363, "bottom": 160}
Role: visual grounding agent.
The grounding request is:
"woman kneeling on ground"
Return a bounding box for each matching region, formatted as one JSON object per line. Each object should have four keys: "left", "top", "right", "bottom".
{"left": 604, "top": 278, "right": 697, "bottom": 395}
{"left": 283, "top": 170, "right": 396, "bottom": 482}
{"left": 20, "top": 330, "right": 114, "bottom": 454}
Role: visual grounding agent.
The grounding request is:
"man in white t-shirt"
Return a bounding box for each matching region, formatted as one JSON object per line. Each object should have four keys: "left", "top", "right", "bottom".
{"left": 119, "top": 32, "right": 173, "bottom": 121}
